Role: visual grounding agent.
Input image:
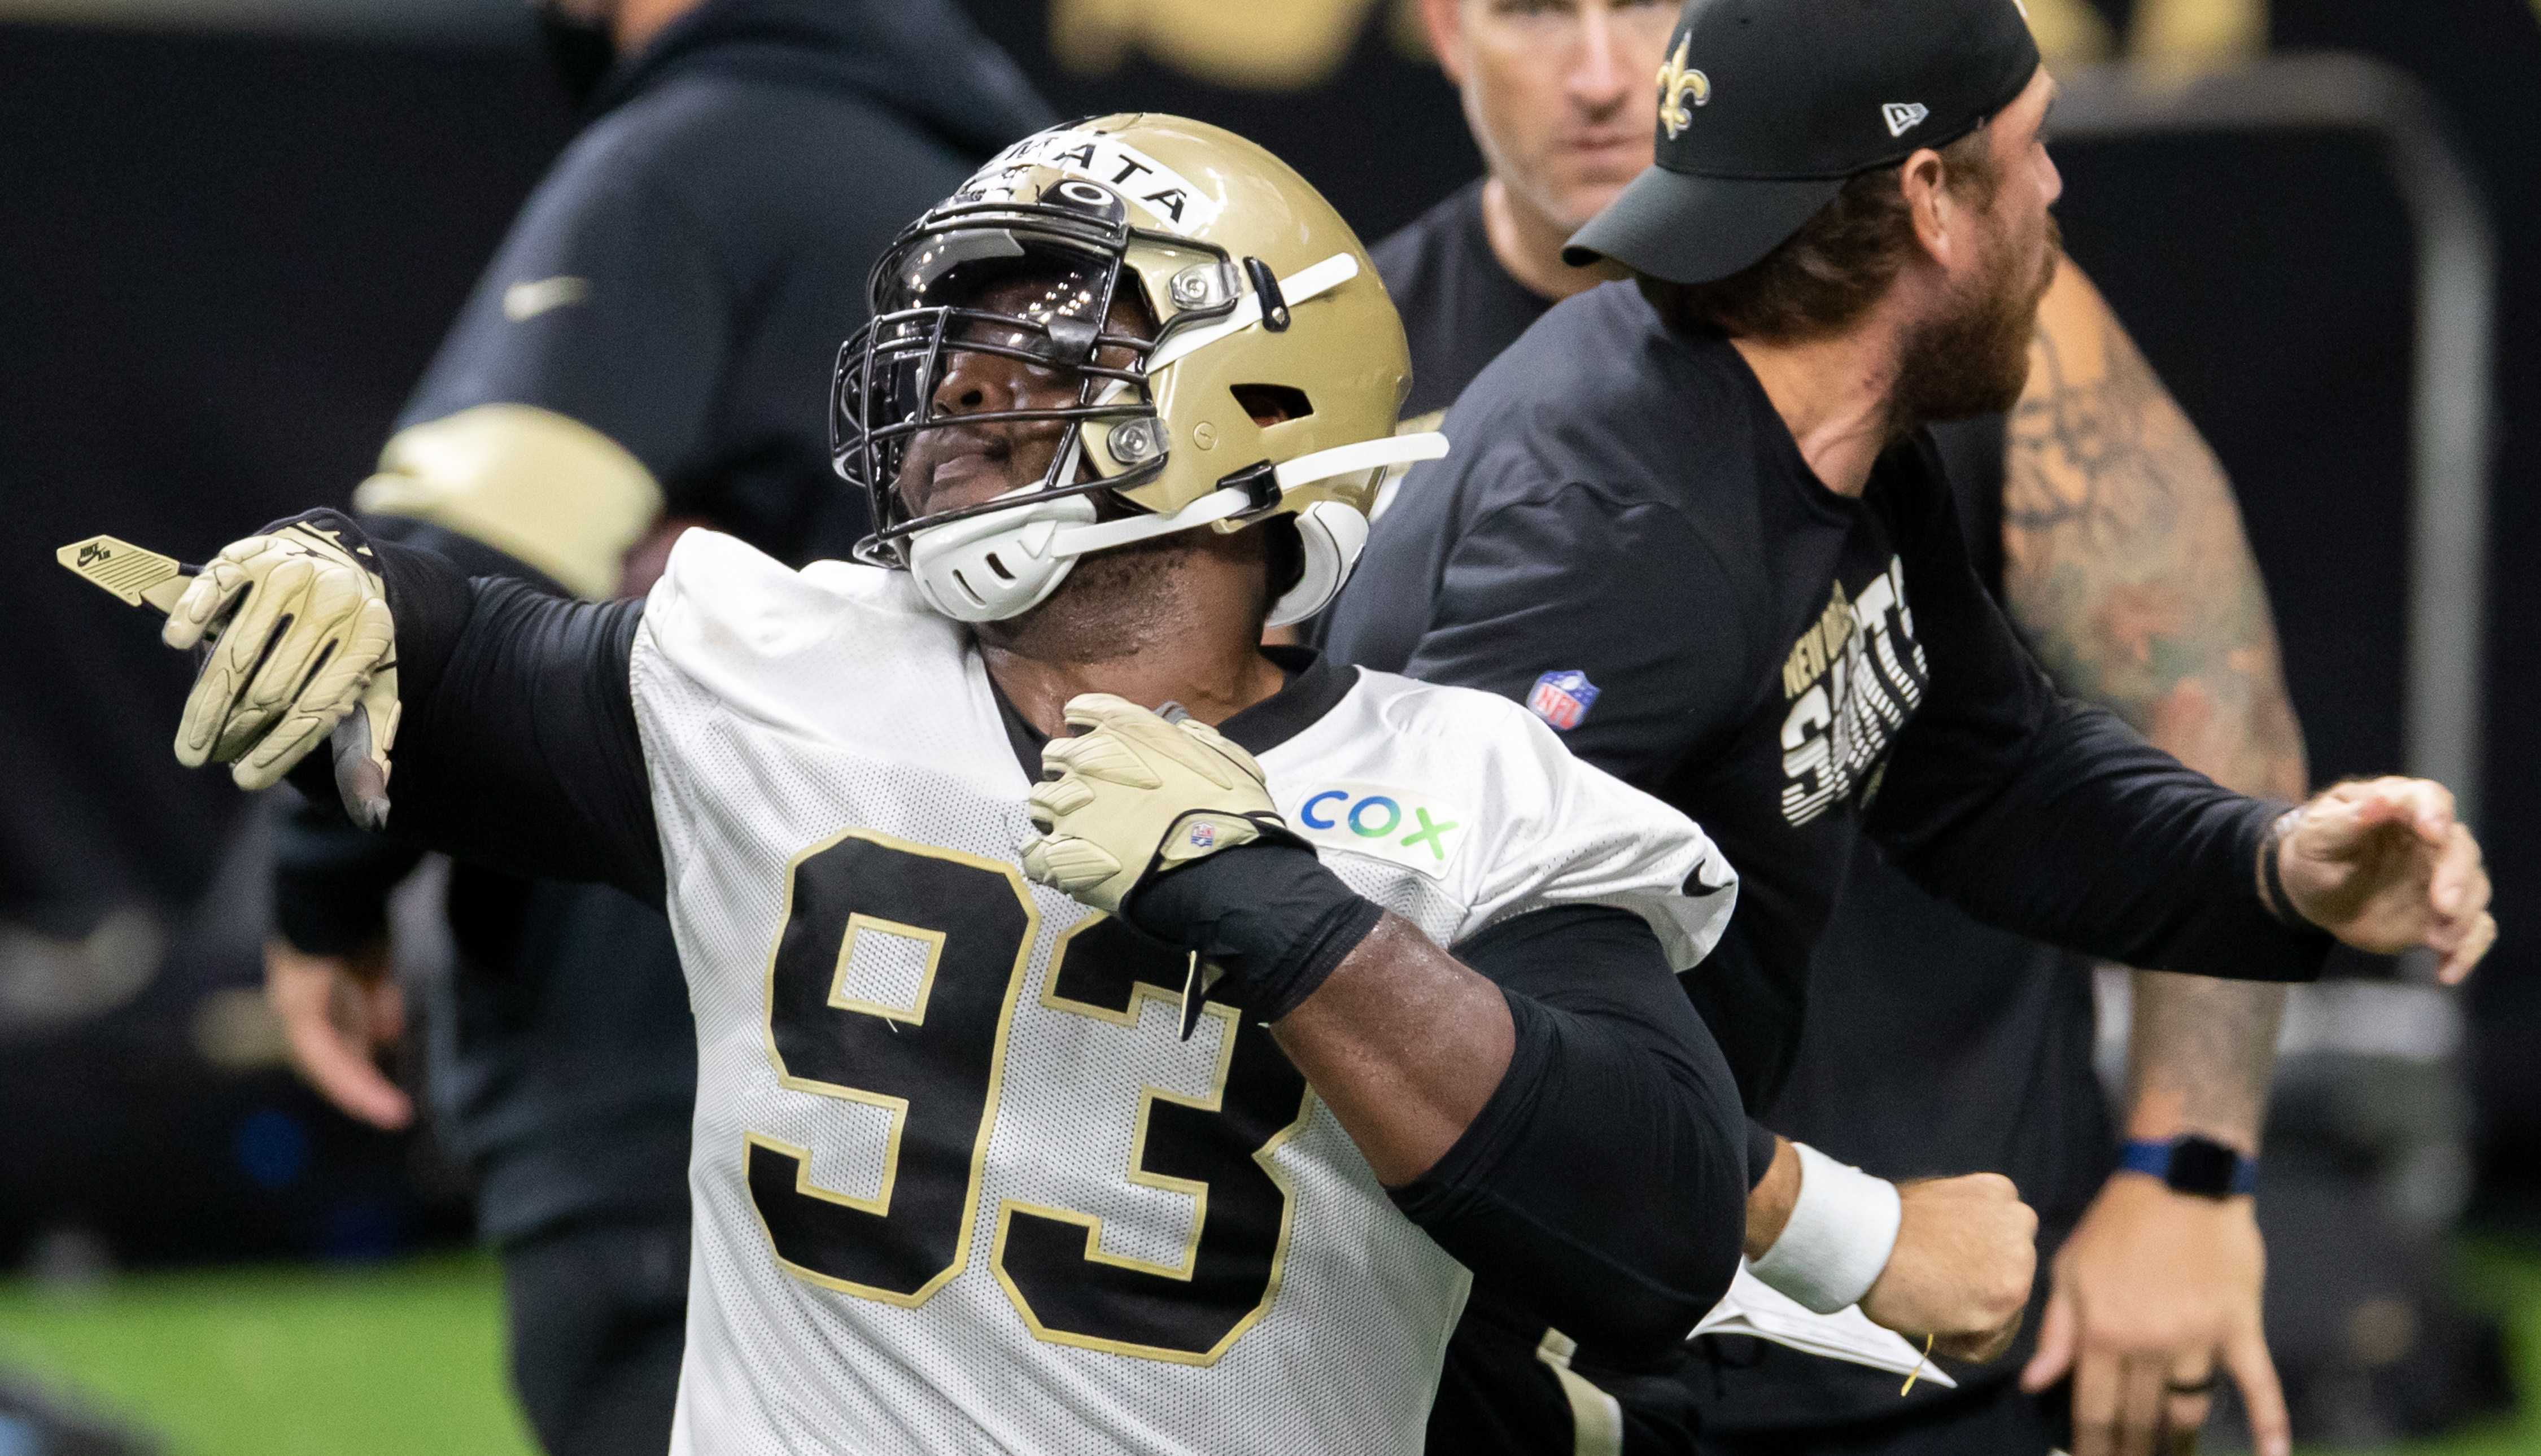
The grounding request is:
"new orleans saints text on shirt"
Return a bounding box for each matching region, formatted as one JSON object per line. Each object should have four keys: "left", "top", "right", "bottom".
{"left": 1777, "top": 558, "right": 1930, "bottom": 827}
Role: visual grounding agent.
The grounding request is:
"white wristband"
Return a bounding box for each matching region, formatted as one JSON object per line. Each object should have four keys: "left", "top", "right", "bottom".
{"left": 1746, "top": 1142, "right": 1903, "bottom": 1315}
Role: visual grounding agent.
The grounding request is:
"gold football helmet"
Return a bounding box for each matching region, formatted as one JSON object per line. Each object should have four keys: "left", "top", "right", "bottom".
{"left": 832, "top": 113, "right": 1443, "bottom": 624}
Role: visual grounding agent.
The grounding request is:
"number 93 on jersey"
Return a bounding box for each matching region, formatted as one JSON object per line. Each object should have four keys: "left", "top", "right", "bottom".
{"left": 743, "top": 827, "right": 1328, "bottom": 1366}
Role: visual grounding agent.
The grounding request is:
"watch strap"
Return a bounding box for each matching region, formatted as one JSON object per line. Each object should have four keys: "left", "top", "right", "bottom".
{"left": 2120, "top": 1136, "right": 2258, "bottom": 1197}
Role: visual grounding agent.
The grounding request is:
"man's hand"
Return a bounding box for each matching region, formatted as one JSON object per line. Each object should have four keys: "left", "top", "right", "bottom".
{"left": 1019, "top": 693, "right": 1298, "bottom": 915}
{"left": 1857, "top": 1173, "right": 2038, "bottom": 1363}
{"left": 2022, "top": 1174, "right": 2286, "bottom": 1456}
{"left": 162, "top": 510, "right": 400, "bottom": 824}
{"left": 265, "top": 938, "right": 412, "bottom": 1131}
{"left": 2276, "top": 777, "right": 2494, "bottom": 983}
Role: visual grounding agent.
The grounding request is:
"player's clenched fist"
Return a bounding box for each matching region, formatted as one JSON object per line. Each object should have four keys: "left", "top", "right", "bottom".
{"left": 1859, "top": 1173, "right": 2040, "bottom": 1364}
{"left": 164, "top": 509, "right": 400, "bottom": 824}
{"left": 1020, "top": 693, "right": 1302, "bottom": 915}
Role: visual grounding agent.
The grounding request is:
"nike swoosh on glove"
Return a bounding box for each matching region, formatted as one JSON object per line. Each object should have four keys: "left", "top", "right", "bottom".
{"left": 1019, "top": 693, "right": 1301, "bottom": 916}
{"left": 163, "top": 509, "right": 400, "bottom": 824}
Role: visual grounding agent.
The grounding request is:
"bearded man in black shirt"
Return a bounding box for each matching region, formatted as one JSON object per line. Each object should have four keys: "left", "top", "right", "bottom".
{"left": 1374, "top": 3, "right": 2313, "bottom": 1452}
{"left": 1331, "top": 3, "right": 2496, "bottom": 1455}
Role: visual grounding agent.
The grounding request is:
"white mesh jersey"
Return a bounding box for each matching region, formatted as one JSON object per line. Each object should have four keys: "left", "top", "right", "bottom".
{"left": 629, "top": 531, "right": 1738, "bottom": 1456}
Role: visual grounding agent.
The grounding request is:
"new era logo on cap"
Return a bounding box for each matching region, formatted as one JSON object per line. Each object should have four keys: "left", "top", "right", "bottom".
{"left": 1883, "top": 102, "right": 1929, "bottom": 137}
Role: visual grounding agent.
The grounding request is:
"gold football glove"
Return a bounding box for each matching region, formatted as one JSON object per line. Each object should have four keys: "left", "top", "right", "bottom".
{"left": 151, "top": 511, "right": 400, "bottom": 821}
{"left": 1020, "top": 693, "right": 1297, "bottom": 917}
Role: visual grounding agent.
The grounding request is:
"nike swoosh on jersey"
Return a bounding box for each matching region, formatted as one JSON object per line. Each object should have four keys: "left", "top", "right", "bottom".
{"left": 503, "top": 276, "right": 590, "bottom": 322}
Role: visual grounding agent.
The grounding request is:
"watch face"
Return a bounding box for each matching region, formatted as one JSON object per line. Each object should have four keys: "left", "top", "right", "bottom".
{"left": 2169, "top": 1136, "right": 2243, "bottom": 1198}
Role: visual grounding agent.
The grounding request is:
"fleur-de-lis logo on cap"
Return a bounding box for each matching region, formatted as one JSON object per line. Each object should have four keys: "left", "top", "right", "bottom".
{"left": 1656, "top": 34, "right": 1712, "bottom": 139}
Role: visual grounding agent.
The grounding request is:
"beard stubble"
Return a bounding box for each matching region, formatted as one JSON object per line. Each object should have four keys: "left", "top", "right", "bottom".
{"left": 1896, "top": 211, "right": 2064, "bottom": 430}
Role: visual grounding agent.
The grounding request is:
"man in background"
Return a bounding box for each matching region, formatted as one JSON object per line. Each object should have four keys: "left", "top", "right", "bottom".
{"left": 261, "top": 3, "right": 1046, "bottom": 1451}
{"left": 1362, "top": 1, "right": 2308, "bottom": 1451}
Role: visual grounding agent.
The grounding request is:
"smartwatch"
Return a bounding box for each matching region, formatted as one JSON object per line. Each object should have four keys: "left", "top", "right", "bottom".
{"left": 2119, "top": 1135, "right": 2257, "bottom": 1199}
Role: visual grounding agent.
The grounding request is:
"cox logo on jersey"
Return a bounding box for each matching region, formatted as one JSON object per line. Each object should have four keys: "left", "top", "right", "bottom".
{"left": 1289, "top": 782, "right": 1463, "bottom": 881}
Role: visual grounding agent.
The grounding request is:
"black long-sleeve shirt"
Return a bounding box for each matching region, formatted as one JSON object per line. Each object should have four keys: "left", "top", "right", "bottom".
{"left": 1368, "top": 177, "right": 2138, "bottom": 1435}
{"left": 312, "top": 536, "right": 1754, "bottom": 1360}
{"left": 1328, "top": 281, "right": 2329, "bottom": 1105}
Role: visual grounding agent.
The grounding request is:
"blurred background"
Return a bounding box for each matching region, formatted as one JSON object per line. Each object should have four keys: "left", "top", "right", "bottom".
{"left": 1, "top": 0, "right": 2535, "bottom": 1451}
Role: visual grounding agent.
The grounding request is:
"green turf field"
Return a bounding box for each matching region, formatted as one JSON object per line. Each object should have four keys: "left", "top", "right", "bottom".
{"left": 0, "top": 1254, "right": 535, "bottom": 1456}
{"left": 2, "top": 1246, "right": 2537, "bottom": 1455}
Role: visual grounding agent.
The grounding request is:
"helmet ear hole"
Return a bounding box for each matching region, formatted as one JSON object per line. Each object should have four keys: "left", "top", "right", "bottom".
{"left": 1230, "top": 384, "right": 1313, "bottom": 426}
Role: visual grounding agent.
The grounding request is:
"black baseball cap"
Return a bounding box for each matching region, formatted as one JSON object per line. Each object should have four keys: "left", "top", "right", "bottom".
{"left": 1565, "top": 0, "right": 2042, "bottom": 284}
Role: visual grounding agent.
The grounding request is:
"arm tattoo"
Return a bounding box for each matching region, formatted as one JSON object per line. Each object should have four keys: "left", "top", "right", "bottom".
{"left": 2002, "top": 311, "right": 2306, "bottom": 801}
{"left": 2000, "top": 274, "right": 2307, "bottom": 1147}
{"left": 2123, "top": 970, "right": 2286, "bottom": 1146}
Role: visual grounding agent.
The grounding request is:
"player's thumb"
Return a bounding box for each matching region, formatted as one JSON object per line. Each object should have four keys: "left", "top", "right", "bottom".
{"left": 2226, "top": 1321, "right": 2291, "bottom": 1456}
{"left": 2020, "top": 1281, "right": 2078, "bottom": 1392}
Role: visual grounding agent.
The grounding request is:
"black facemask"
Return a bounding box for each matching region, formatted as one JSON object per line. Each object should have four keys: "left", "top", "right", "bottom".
{"left": 535, "top": 4, "right": 617, "bottom": 107}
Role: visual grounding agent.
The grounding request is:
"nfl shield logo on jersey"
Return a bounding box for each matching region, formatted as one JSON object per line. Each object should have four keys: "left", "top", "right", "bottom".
{"left": 1526, "top": 670, "right": 1600, "bottom": 731}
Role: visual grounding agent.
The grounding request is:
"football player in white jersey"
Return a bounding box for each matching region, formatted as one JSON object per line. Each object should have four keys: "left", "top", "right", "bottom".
{"left": 127, "top": 116, "right": 1762, "bottom": 1454}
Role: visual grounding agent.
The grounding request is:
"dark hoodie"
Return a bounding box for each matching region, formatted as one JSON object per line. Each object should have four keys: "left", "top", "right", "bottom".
{"left": 274, "top": 0, "right": 1052, "bottom": 1245}
{"left": 404, "top": 0, "right": 1055, "bottom": 565}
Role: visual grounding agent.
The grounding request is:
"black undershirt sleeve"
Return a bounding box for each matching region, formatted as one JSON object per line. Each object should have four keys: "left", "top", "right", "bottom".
{"left": 1390, "top": 904, "right": 1749, "bottom": 1359}
{"left": 284, "top": 539, "right": 663, "bottom": 906}
{"left": 269, "top": 816, "right": 425, "bottom": 955}
{"left": 269, "top": 521, "right": 573, "bottom": 956}
{"left": 1866, "top": 445, "right": 2329, "bottom": 981}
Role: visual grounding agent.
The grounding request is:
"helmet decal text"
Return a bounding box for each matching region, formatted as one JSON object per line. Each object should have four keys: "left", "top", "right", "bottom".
{"left": 970, "top": 129, "right": 1224, "bottom": 233}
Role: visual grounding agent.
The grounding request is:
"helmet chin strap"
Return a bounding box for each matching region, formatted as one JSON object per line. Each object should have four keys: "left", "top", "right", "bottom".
{"left": 1044, "top": 430, "right": 1448, "bottom": 561}
{"left": 907, "top": 431, "right": 1449, "bottom": 624}
{"left": 1268, "top": 432, "right": 1449, "bottom": 493}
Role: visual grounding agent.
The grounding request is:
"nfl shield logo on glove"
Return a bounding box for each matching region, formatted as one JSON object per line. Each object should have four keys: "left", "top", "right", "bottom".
{"left": 1187, "top": 822, "right": 1217, "bottom": 850}
{"left": 1527, "top": 670, "right": 1600, "bottom": 731}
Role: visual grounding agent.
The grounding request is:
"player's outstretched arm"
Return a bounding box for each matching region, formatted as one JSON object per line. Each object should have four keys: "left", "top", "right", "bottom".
{"left": 1023, "top": 695, "right": 1749, "bottom": 1354}
{"left": 153, "top": 510, "right": 665, "bottom": 902}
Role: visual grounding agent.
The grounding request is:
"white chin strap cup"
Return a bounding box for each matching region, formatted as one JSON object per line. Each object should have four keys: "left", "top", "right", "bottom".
{"left": 904, "top": 484, "right": 1253, "bottom": 624}
{"left": 905, "top": 488, "right": 1100, "bottom": 623}
{"left": 905, "top": 431, "right": 1449, "bottom": 626}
